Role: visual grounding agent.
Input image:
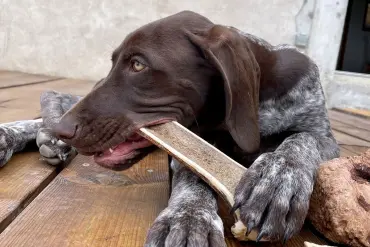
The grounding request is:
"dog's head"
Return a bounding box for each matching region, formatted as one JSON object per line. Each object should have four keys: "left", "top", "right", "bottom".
{"left": 53, "top": 11, "right": 261, "bottom": 170}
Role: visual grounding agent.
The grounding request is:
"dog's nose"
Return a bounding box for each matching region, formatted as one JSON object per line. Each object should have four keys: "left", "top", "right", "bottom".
{"left": 52, "top": 115, "right": 78, "bottom": 140}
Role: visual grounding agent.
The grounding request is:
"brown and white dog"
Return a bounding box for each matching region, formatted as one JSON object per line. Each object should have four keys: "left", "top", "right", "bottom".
{"left": 0, "top": 11, "right": 339, "bottom": 246}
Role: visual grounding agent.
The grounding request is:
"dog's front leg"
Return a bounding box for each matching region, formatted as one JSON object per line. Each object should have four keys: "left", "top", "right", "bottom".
{"left": 145, "top": 159, "right": 227, "bottom": 247}
{"left": 233, "top": 132, "right": 339, "bottom": 242}
{"left": 36, "top": 90, "right": 82, "bottom": 165}
{"left": 0, "top": 119, "right": 43, "bottom": 167}
{"left": 0, "top": 90, "right": 82, "bottom": 167}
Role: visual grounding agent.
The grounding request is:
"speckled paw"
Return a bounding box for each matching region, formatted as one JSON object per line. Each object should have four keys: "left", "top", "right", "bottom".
{"left": 36, "top": 128, "right": 77, "bottom": 166}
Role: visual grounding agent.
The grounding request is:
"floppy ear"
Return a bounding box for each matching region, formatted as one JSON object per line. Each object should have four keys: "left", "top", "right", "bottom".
{"left": 186, "top": 25, "right": 260, "bottom": 153}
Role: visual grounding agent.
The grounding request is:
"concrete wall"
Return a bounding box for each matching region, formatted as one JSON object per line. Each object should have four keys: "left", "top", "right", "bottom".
{"left": 0, "top": 0, "right": 303, "bottom": 81}
{"left": 306, "top": 0, "right": 348, "bottom": 92}
{"left": 341, "top": 0, "right": 370, "bottom": 73}
{"left": 3, "top": 0, "right": 363, "bottom": 109}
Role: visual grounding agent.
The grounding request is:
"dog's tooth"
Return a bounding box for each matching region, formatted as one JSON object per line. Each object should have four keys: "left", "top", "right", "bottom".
{"left": 109, "top": 148, "right": 114, "bottom": 153}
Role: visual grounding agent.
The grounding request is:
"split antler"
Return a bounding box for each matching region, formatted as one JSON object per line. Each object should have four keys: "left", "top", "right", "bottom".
{"left": 139, "top": 121, "right": 263, "bottom": 241}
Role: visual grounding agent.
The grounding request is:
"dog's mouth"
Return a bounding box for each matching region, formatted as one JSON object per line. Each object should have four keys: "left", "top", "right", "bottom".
{"left": 74, "top": 118, "right": 174, "bottom": 170}
{"left": 92, "top": 133, "right": 153, "bottom": 169}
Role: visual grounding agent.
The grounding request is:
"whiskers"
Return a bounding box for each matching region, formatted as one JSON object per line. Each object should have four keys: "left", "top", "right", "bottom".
{"left": 191, "top": 111, "right": 200, "bottom": 133}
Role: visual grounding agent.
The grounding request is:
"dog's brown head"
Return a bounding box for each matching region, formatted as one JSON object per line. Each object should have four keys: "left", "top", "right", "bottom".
{"left": 53, "top": 11, "right": 261, "bottom": 170}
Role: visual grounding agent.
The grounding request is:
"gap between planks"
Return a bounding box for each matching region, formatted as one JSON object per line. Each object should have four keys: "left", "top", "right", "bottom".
{"left": 0, "top": 78, "right": 64, "bottom": 90}
{"left": 0, "top": 152, "right": 57, "bottom": 234}
{"left": 0, "top": 70, "right": 64, "bottom": 89}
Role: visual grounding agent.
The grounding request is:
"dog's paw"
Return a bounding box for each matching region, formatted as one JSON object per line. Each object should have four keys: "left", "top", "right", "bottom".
{"left": 36, "top": 128, "right": 77, "bottom": 166}
{"left": 0, "top": 127, "right": 16, "bottom": 167}
{"left": 233, "top": 152, "right": 314, "bottom": 242}
{"left": 144, "top": 206, "right": 226, "bottom": 247}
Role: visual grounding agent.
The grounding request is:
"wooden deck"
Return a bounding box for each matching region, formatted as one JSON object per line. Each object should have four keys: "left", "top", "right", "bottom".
{"left": 0, "top": 70, "right": 369, "bottom": 247}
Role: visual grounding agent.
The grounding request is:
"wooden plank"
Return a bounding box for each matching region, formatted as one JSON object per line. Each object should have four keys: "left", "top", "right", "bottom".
{"left": 332, "top": 130, "right": 370, "bottom": 148}
{"left": 338, "top": 108, "right": 370, "bottom": 118}
{"left": 330, "top": 119, "right": 370, "bottom": 142}
{"left": 0, "top": 150, "right": 328, "bottom": 247}
{"left": 328, "top": 110, "right": 370, "bottom": 130}
{"left": 339, "top": 146, "right": 358, "bottom": 157}
{"left": 0, "top": 78, "right": 93, "bottom": 123}
{"left": 333, "top": 129, "right": 370, "bottom": 156}
{"left": 0, "top": 74, "right": 94, "bottom": 235}
{"left": 329, "top": 110, "right": 370, "bottom": 156}
{"left": 0, "top": 71, "right": 61, "bottom": 89}
{"left": 0, "top": 150, "right": 170, "bottom": 247}
{"left": 339, "top": 144, "right": 369, "bottom": 156}
{"left": 0, "top": 152, "right": 56, "bottom": 233}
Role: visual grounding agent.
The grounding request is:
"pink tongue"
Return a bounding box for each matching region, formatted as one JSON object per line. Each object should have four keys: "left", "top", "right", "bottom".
{"left": 108, "top": 142, "right": 136, "bottom": 156}
{"left": 94, "top": 137, "right": 152, "bottom": 165}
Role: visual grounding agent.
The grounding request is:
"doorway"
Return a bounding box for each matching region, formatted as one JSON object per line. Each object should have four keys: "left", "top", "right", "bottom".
{"left": 336, "top": 0, "right": 370, "bottom": 74}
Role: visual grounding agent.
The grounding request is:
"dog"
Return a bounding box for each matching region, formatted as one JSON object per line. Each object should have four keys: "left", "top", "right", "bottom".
{"left": 0, "top": 11, "right": 339, "bottom": 246}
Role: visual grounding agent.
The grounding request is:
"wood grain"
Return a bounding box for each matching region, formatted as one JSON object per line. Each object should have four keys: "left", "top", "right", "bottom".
{"left": 338, "top": 108, "right": 370, "bottom": 118}
{"left": 330, "top": 114, "right": 370, "bottom": 155}
{"left": 0, "top": 78, "right": 93, "bottom": 122}
{"left": 330, "top": 119, "right": 370, "bottom": 142}
{"left": 0, "top": 150, "right": 170, "bottom": 247}
{"left": 0, "top": 152, "right": 56, "bottom": 233}
{"left": 328, "top": 110, "right": 370, "bottom": 130}
{"left": 339, "top": 146, "right": 358, "bottom": 157}
{"left": 0, "top": 73, "right": 93, "bottom": 235}
{"left": 333, "top": 130, "right": 370, "bottom": 148}
{"left": 0, "top": 70, "right": 61, "bottom": 89}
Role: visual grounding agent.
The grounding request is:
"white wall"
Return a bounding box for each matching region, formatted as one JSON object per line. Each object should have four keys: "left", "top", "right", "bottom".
{"left": 306, "top": 0, "right": 348, "bottom": 91}
{"left": 0, "top": 0, "right": 303, "bottom": 81}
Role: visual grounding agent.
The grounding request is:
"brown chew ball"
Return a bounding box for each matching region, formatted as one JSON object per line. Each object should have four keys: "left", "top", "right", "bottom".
{"left": 308, "top": 149, "right": 370, "bottom": 247}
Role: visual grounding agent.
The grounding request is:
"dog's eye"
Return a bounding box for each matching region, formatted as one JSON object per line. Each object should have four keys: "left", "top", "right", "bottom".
{"left": 132, "top": 60, "right": 146, "bottom": 72}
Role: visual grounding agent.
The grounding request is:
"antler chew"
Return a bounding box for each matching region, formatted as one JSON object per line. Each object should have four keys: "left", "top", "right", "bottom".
{"left": 139, "top": 121, "right": 265, "bottom": 241}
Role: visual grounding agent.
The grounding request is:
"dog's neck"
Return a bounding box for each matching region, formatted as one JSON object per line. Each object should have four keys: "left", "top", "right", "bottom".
{"left": 245, "top": 37, "right": 303, "bottom": 102}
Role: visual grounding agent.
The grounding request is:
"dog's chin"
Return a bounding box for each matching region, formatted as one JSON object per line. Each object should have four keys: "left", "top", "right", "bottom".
{"left": 91, "top": 135, "right": 156, "bottom": 171}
